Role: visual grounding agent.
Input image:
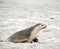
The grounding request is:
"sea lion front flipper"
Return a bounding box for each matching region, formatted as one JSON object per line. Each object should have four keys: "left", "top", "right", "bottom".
{"left": 30, "top": 38, "right": 38, "bottom": 43}
{"left": 33, "top": 38, "right": 38, "bottom": 42}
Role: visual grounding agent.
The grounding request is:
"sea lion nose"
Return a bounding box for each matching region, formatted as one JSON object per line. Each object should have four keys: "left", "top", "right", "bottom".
{"left": 44, "top": 25, "right": 47, "bottom": 28}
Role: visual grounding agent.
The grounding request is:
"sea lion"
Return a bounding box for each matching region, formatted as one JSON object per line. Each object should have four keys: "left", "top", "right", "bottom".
{"left": 7, "top": 23, "right": 47, "bottom": 43}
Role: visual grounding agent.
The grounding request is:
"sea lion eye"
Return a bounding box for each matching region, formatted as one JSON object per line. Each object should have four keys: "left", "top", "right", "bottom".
{"left": 41, "top": 24, "right": 44, "bottom": 26}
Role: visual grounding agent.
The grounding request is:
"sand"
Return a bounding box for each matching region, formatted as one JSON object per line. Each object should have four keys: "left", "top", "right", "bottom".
{"left": 0, "top": 0, "right": 60, "bottom": 49}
